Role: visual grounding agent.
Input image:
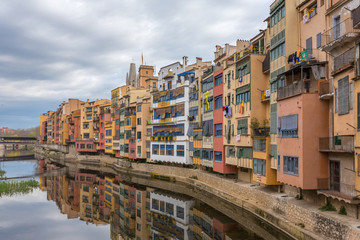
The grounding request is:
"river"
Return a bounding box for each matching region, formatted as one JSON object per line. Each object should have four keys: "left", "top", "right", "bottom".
{"left": 0, "top": 158, "right": 294, "bottom": 240}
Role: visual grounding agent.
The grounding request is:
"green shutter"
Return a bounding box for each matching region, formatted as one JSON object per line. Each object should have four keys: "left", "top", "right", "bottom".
{"left": 270, "top": 104, "right": 277, "bottom": 134}
{"left": 237, "top": 147, "right": 252, "bottom": 158}
{"left": 237, "top": 118, "right": 248, "bottom": 135}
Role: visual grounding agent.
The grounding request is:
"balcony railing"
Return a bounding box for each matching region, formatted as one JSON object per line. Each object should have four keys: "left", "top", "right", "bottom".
{"left": 277, "top": 80, "right": 308, "bottom": 100}
{"left": 353, "top": 5, "right": 360, "bottom": 29}
{"left": 253, "top": 127, "right": 270, "bottom": 137}
{"left": 319, "top": 81, "right": 329, "bottom": 95}
{"left": 113, "top": 136, "right": 120, "bottom": 141}
{"left": 262, "top": 52, "right": 270, "bottom": 73}
{"left": 333, "top": 47, "right": 355, "bottom": 73}
{"left": 321, "top": 18, "right": 359, "bottom": 51}
{"left": 319, "top": 136, "right": 354, "bottom": 153}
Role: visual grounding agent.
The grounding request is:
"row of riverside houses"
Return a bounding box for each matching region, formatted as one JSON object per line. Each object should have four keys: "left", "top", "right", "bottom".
{"left": 40, "top": 0, "right": 360, "bottom": 217}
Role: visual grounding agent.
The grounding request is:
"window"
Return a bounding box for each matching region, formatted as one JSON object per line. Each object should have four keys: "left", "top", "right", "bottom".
{"left": 86, "top": 144, "right": 92, "bottom": 149}
{"left": 270, "top": 5, "right": 285, "bottom": 27}
{"left": 166, "top": 203, "right": 174, "bottom": 215}
{"left": 101, "top": 122, "right": 103, "bottom": 128}
{"left": 176, "top": 206, "right": 184, "bottom": 219}
{"left": 270, "top": 42, "right": 285, "bottom": 61}
{"left": 215, "top": 124, "right": 222, "bottom": 137}
{"left": 83, "top": 186, "right": 89, "bottom": 192}
{"left": 137, "top": 105, "right": 142, "bottom": 112}
{"left": 166, "top": 145, "right": 174, "bottom": 156}
{"left": 116, "top": 119, "right": 120, "bottom": 125}
{"left": 215, "top": 74, "right": 223, "bottom": 86}
{"left": 283, "top": 156, "right": 299, "bottom": 175}
{"left": 237, "top": 118, "right": 248, "bottom": 135}
{"left": 137, "top": 118, "right": 141, "bottom": 125}
{"left": 153, "top": 82, "right": 156, "bottom": 88}
{"left": 254, "top": 159, "right": 266, "bottom": 176}
{"left": 176, "top": 145, "right": 185, "bottom": 157}
{"left": 137, "top": 207, "right": 141, "bottom": 218}
{"left": 83, "top": 123, "right": 89, "bottom": 129}
{"left": 254, "top": 139, "right": 266, "bottom": 152}
{"left": 86, "top": 107, "right": 92, "bottom": 112}
{"left": 306, "top": 37, "right": 312, "bottom": 59}
{"left": 189, "top": 107, "right": 198, "bottom": 117}
{"left": 215, "top": 151, "right": 222, "bottom": 162}
{"left": 160, "top": 144, "right": 165, "bottom": 155}
{"left": 137, "top": 192, "right": 141, "bottom": 203}
{"left": 100, "top": 133, "right": 104, "bottom": 139}
{"left": 316, "top": 33, "right": 321, "bottom": 48}
{"left": 106, "top": 129, "right": 112, "bottom": 136}
{"left": 137, "top": 146, "right": 141, "bottom": 155}
{"left": 137, "top": 223, "right": 141, "bottom": 231}
{"left": 278, "top": 114, "right": 298, "bottom": 137}
{"left": 86, "top": 114, "right": 92, "bottom": 120}
{"left": 152, "top": 144, "right": 159, "bottom": 155}
{"left": 83, "top": 133, "right": 89, "bottom": 139}
{"left": 126, "top": 118, "right": 131, "bottom": 126}
{"left": 137, "top": 131, "right": 141, "bottom": 140}
{"left": 152, "top": 199, "right": 159, "bottom": 210}
{"left": 215, "top": 95, "right": 223, "bottom": 109}
{"left": 350, "top": 82, "right": 353, "bottom": 110}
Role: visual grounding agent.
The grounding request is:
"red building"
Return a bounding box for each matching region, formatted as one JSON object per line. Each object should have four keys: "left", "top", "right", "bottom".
{"left": 213, "top": 69, "right": 237, "bottom": 174}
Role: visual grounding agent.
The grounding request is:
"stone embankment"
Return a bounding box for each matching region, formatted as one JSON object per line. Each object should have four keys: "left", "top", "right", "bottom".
{"left": 35, "top": 145, "right": 360, "bottom": 240}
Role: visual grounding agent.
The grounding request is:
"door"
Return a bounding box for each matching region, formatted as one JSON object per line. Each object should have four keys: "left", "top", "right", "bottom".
{"left": 334, "top": 16, "right": 341, "bottom": 40}
{"left": 330, "top": 161, "right": 340, "bottom": 191}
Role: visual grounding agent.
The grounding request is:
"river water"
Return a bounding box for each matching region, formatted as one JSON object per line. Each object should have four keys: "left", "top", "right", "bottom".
{"left": 0, "top": 159, "right": 293, "bottom": 240}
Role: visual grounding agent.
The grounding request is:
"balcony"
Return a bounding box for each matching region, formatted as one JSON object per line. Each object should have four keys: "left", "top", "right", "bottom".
{"left": 321, "top": 18, "right": 360, "bottom": 52}
{"left": 319, "top": 136, "right": 354, "bottom": 153}
{"left": 318, "top": 178, "right": 357, "bottom": 202}
{"left": 253, "top": 127, "right": 270, "bottom": 137}
{"left": 262, "top": 52, "right": 270, "bottom": 73}
{"left": 332, "top": 47, "right": 355, "bottom": 75}
{"left": 318, "top": 80, "right": 333, "bottom": 100}
{"left": 261, "top": 89, "right": 270, "bottom": 102}
{"left": 113, "top": 136, "right": 120, "bottom": 141}
{"left": 277, "top": 80, "right": 308, "bottom": 100}
{"left": 353, "top": 5, "right": 360, "bottom": 29}
{"left": 93, "top": 116, "right": 100, "bottom": 121}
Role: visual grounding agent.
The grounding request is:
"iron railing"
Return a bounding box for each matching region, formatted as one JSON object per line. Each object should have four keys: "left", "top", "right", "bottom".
{"left": 333, "top": 47, "right": 355, "bottom": 72}
{"left": 277, "top": 80, "right": 308, "bottom": 100}
{"left": 253, "top": 127, "right": 270, "bottom": 137}
{"left": 319, "top": 136, "right": 354, "bottom": 153}
{"left": 321, "top": 18, "right": 358, "bottom": 48}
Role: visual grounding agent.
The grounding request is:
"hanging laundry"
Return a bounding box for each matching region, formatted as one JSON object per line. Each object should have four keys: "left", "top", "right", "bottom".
{"left": 227, "top": 105, "right": 232, "bottom": 117}
{"left": 288, "top": 54, "right": 294, "bottom": 63}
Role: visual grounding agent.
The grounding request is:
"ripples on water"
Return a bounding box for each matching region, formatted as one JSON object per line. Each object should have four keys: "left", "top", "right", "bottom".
{"left": 0, "top": 159, "right": 292, "bottom": 240}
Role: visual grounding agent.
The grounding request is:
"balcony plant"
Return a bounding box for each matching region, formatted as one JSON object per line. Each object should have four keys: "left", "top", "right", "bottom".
{"left": 169, "top": 135, "right": 174, "bottom": 142}
{"left": 164, "top": 135, "right": 169, "bottom": 142}
{"left": 151, "top": 135, "right": 155, "bottom": 141}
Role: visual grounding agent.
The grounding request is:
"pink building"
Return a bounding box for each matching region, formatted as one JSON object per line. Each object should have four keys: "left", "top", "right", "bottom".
{"left": 276, "top": 64, "right": 329, "bottom": 190}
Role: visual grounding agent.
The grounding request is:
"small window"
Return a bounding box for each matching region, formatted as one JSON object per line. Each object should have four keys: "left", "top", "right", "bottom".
{"left": 215, "top": 151, "right": 222, "bottom": 162}
{"left": 215, "top": 124, "right": 222, "bottom": 137}
{"left": 215, "top": 95, "right": 223, "bottom": 109}
{"left": 176, "top": 145, "right": 185, "bottom": 157}
{"left": 137, "top": 105, "right": 142, "bottom": 112}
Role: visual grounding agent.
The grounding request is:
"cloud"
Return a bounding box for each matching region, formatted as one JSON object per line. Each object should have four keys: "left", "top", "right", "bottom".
{"left": 0, "top": 0, "right": 272, "bottom": 128}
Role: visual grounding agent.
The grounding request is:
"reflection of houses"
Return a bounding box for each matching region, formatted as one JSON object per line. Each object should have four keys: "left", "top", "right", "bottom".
{"left": 150, "top": 191, "right": 195, "bottom": 240}
{"left": 191, "top": 203, "right": 237, "bottom": 240}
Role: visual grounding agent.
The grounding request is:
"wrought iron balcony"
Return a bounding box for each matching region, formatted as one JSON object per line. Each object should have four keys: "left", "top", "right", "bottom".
{"left": 253, "top": 127, "right": 270, "bottom": 137}
{"left": 321, "top": 18, "right": 360, "bottom": 52}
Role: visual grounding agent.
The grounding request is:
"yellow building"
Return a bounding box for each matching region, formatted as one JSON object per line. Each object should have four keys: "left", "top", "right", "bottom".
{"left": 104, "top": 176, "right": 115, "bottom": 212}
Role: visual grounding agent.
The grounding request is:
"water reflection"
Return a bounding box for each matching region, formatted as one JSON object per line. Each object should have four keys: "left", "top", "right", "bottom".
{"left": 40, "top": 162, "right": 265, "bottom": 240}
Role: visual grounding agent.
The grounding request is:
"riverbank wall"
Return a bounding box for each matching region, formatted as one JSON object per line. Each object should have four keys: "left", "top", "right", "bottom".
{"left": 35, "top": 145, "right": 360, "bottom": 240}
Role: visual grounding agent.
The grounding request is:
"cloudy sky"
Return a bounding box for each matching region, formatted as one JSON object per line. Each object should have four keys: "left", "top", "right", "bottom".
{"left": 0, "top": 0, "right": 272, "bottom": 129}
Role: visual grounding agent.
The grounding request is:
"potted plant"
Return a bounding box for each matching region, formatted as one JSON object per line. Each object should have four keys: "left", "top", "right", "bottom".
{"left": 151, "top": 135, "right": 155, "bottom": 141}
{"left": 169, "top": 135, "right": 174, "bottom": 142}
{"left": 165, "top": 135, "right": 169, "bottom": 142}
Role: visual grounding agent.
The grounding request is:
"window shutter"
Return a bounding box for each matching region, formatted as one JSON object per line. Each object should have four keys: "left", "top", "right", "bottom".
{"left": 316, "top": 33, "right": 321, "bottom": 48}
{"left": 335, "top": 88, "right": 338, "bottom": 113}
{"left": 283, "top": 156, "right": 287, "bottom": 173}
{"left": 338, "top": 76, "right": 349, "bottom": 115}
{"left": 350, "top": 82, "right": 353, "bottom": 110}
{"left": 270, "top": 104, "right": 277, "bottom": 134}
{"left": 358, "top": 93, "right": 360, "bottom": 130}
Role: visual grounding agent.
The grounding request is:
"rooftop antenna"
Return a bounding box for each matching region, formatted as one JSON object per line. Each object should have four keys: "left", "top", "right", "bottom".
{"left": 141, "top": 53, "right": 144, "bottom": 65}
